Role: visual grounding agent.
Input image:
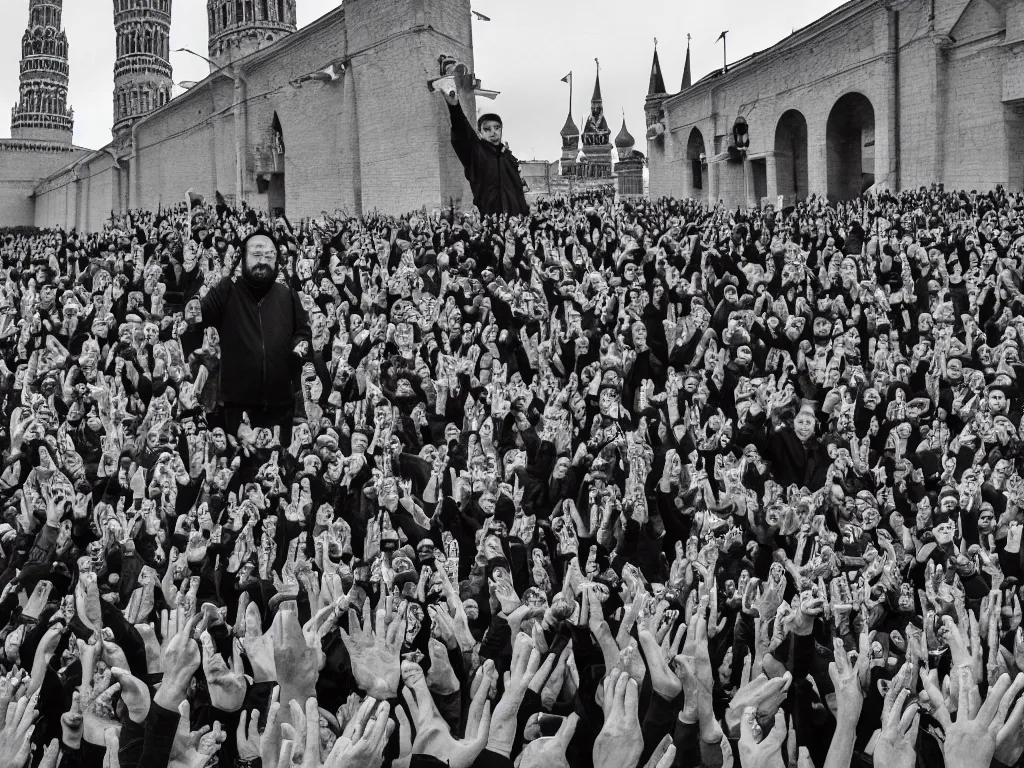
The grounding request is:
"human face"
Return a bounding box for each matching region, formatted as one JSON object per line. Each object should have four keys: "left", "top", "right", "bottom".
{"left": 211, "top": 428, "right": 227, "bottom": 453}
{"left": 840, "top": 258, "right": 857, "bottom": 283}
{"left": 793, "top": 410, "right": 815, "bottom": 442}
{"left": 245, "top": 235, "right": 277, "bottom": 281}
{"left": 934, "top": 521, "right": 955, "bottom": 545}
{"left": 978, "top": 508, "right": 996, "bottom": 535}
{"left": 444, "top": 424, "right": 460, "bottom": 444}
{"left": 599, "top": 388, "right": 618, "bottom": 415}
{"left": 989, "top": 389, "right": 1008, "bottom": 414}
{"left": 632, "top": 323, "right": 647, "bottom": 347}
{"left": 479, "top": 119, "right": 502, "bottom": 146}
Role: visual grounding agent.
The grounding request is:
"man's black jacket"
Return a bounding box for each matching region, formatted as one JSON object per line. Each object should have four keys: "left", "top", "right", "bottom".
{"left": 196, "top": 276, "right": 312, "bottom": 408}
{"left": 448, "top": 102, "right": 529, "bottom": 218}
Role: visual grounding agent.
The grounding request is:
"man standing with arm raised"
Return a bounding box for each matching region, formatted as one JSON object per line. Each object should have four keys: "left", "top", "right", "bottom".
{"left": 442, "top": 84, "right": 530, "bottom": 218}
{"left": 187, "top": 230, "right": 311, "bottom": 447}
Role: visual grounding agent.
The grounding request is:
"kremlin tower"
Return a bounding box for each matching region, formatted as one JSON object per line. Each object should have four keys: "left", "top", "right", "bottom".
{"left": 11, "top": 0, "right": 74, "bottom": 144}
{"left": 112, "top": 0, "right": 174, "bottom": 145}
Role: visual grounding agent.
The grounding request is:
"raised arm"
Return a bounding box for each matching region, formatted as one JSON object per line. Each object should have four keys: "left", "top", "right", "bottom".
{"left": 447, "top": 100, "right": 477, "bottom": 170}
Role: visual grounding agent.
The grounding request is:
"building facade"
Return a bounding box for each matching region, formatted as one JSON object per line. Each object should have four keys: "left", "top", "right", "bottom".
{"left": 646, "top": 0, "right": 1024, "bottom": 209}
{"left": 2, "top": 0, "right": 477, "bottom": 231}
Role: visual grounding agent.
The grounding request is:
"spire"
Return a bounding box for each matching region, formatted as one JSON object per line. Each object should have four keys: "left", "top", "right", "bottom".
{"left": 681, "top": 33, "right": 692, "bottom": 89}
{"left": 11, "top": 0, "right": 74, "bottom": 143}
{"left": 560, "top": 112, "right": 579, "bottom": 138}
{"left": 592, "top": 58, "right": 602, "bottom": 105}
{"left": 648, "top": 41, "right": 666, "bottom": 96}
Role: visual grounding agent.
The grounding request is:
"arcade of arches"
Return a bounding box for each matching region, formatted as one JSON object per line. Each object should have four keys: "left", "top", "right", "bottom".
{"left": 671, "top": 91, "right": 877, "bottom": 210}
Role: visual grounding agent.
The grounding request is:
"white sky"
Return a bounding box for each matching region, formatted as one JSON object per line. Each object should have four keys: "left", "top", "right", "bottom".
{"left": 1, "top": 0, "right": 848, "bottom": 160}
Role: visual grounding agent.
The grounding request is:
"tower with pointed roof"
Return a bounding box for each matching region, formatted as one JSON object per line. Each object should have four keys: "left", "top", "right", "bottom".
{"left": 615, "top": 117, "right": 644, "bottom": 196}
{"left": 580, "top": 61, "right": 612, "bottom": 177}
{"left": 560, "top": 112, "right": 579, "bottom": 176}
{"left": 11, "top": 0, "right": 74, "bottom": 144}
{"left": 644, "top": 41, "right": 667, "bottom": 134}
{"left": 112, "top": 0, "right": 174, "bottom": 148}
{"left": 681, "top": 35, "right": 692, "bottom": 89}
{"left": 615, "top": 119, "right": 635, "bottom": 155}
{"left": 208, "top": 0, "right": 297, "bottom": 69}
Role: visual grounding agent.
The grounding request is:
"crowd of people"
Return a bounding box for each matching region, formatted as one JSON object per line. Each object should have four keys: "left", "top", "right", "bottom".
{"left": 0, "top": 183, "right": 1022, "bottom": 768}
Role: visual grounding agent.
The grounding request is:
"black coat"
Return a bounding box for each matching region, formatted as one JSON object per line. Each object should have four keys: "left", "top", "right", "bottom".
{"left": 448, "top": 103, "right": 529, "bottom": 218}
{"left": 197, "top": 277, "right": 312, "bottom": 408}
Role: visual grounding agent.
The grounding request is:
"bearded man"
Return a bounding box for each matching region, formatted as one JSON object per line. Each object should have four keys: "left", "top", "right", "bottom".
{"left": 188, "top": 231, "right": 311, "bottom": 447}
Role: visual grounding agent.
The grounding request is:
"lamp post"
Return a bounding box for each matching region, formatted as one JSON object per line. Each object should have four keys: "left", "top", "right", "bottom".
{"left": 173, "top": 47, "right": 247, "bottom": 203}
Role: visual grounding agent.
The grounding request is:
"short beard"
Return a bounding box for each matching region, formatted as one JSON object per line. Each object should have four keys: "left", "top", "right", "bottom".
{"left": 249, "top": 264, "right": 275, "bottom": 285}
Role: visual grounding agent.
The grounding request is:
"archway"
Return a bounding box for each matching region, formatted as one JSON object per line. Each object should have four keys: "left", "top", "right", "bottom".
{"left": 267, "top": 112, "right": 286, "bottom": 215}
{"left": 826, "top": 92, "right": 875, "bottom": 202}
{"left": 686, "top": 127, "right": 708, "bottom": 203}
{"left": 774, "top": 109, "right": 808, "bottom": 207}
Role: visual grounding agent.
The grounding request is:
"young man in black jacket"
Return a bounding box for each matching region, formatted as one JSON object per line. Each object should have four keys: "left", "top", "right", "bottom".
{"left": 443, "top": 88, "right": 529, "bottom": 218}
{"left": 188, "top": 231, "right": 311, "bottom": 446}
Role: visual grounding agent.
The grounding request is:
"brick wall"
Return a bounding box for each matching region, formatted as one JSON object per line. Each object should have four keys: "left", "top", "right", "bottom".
{"left": 0, "top": 142, "right": 88, "bottom": 227}
{"left": 22, "top": 0, "right": 475, "bottom": 231}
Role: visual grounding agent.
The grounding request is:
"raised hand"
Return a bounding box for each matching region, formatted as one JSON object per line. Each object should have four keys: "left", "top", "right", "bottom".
{"left": 323, "top": 697, "right": 392, "bottom": 768}
{"left": 110, "top": 666, "right": 151, "bottom": 723}
{"left": 271, "top": 600, "right": 324, "bottom": 702}
{"left": 236, "top": 708, "right": 262, "bottom": 764}
{"left": 0, "top": 690, "right": 39, "bottom": 768}
{"left": 61, "top": 690, "right": 84, "bottom": 750}
{"left": 201, "top": 631, "right": 247, "bottom": 712}
{"left": 402, "top": 661, "right": 490, "bottom": 768}
{"left": 22, "top": 580, "right": 52, "bottom": 621}
{"left": 339, "top": 592, "right": 405, "bottom": 700}
{"left": 168, "top": 700, "right": 226, "bottom": 768}
{"left": 240, "top": 600, "right": 277, "bottom": 683}
{"left": 738, "top": 708, "right": 788, "bottom": 768}
{"left": 593, "top": 668, "right": 644, "bottom": 768}
{"left": 518, "top": 713, "right": 578, "bottom": 768}
{"left": 488, "top": 633, "right": 547, "bottom": 756}
{"left": 994, "top": 673, "right": 1024, "bottom": 765}
{"left": 940, "top": 670, "right": 1014, "bottom": 768}
{"left": 153, "top": 612, "right": 201, "bottom": 710}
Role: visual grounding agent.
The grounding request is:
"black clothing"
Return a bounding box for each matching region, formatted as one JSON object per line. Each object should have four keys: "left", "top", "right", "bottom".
{"left": 447, "top": 102, "right": 529, "bottom": 218}
{"left": 196, "top": 276, "right": 312, "bottom": 409}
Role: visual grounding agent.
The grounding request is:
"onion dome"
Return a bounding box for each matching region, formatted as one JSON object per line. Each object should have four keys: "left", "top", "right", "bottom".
{"left": 615, "top": 119, "right": 635, "bottom": 150}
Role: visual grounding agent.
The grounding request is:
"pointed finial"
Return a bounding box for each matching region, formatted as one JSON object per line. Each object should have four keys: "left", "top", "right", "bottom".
{"left": 654, "top": 37, "right": 658, "bottom": 49}
{"left": 595, "top": 57, "right": 600, "bottom": 73}
{"left": 687, "top": 33, "right": 691, "bottom": 45}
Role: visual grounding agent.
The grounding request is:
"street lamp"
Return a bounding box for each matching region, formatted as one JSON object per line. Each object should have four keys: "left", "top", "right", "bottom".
{"left": 173, "top": 47, "right": 248, "bottom": 85}
{"left": 173, "top": 47, "right": 247, "bottom": 202}
{"left": 174, "top": 47, "right": 220, "bottom": 71}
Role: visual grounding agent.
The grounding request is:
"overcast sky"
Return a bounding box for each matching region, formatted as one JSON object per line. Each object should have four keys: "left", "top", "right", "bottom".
{"left": 1, "top": 0, "right": 848, "bottom": 160}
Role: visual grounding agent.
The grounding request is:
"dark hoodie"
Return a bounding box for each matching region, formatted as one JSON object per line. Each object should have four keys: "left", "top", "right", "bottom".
{"left": 192, "top": 232, "right": 312, "bottom": 408}
{"left": 447, "top": 103, "right": 529, "bottom": 218}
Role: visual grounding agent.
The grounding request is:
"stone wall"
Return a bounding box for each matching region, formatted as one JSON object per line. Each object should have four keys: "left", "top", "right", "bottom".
{"left": 647, "top": 0, "right": 1024, "bottom": 209}
{"left": 0, "top": 140, "right": 88, "bottom": 227}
